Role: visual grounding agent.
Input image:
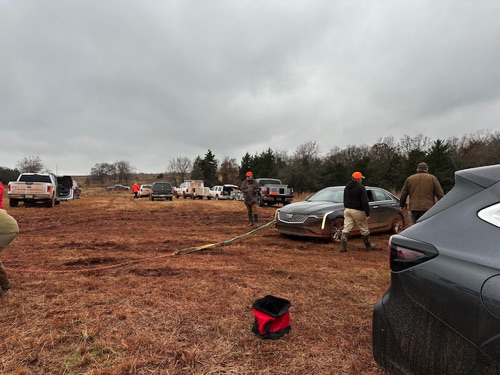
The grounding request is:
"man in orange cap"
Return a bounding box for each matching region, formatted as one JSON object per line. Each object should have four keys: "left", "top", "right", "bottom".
{"left": 340, "top": 171, "right": 375, "bottom": 252}
{"left": 241, "top": 171, "right": 261, "bottom": 226}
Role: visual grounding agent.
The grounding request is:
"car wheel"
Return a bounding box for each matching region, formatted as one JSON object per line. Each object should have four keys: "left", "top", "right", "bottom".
{"left": 330, "top": 218, "right": 344, "bottom": 243}
{"left": 391, "top": 214, "right": 405, "bottom": 234}
{"left": 9, "top": 199, "right": 19, "bottom": 207}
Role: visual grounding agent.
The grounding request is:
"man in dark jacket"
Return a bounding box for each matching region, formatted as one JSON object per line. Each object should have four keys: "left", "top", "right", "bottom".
{"left": 340, "top": 171, "right": 375, "bottom": 252}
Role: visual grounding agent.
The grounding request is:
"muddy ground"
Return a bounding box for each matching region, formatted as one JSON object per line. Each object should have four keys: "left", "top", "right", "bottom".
{"left": 0, "top": 190, "right": 393, "bottom": 374}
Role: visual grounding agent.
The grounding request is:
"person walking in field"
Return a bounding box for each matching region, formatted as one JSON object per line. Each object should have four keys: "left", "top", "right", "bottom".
{"left": 132, "top": 182, "right": 140, "bottom": 199}
{"left": 340, "top": 171, "right": 376, "bottom": 252}
{"left": 0, "top": 208, "right": 19, "bottom": 297}
{"left": 241, "top": 171, "right": 261, "bottom": 227}
{"left": 399, "top": 162, "right": 444, "bottom": 225}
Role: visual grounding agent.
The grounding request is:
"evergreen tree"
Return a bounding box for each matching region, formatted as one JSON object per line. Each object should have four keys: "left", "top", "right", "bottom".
{"left": 239, "top": 153, "right": 253, "bottom": 180}
{"left": 191, "top": 156, "right": 203, "bottom": 180}
{"left": 427, "top": 139, "right": 454, "bottom": 192}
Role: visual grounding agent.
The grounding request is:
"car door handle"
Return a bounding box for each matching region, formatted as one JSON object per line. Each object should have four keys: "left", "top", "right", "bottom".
{"left": 372, "top": 205, "right": 379, "bottom": 209}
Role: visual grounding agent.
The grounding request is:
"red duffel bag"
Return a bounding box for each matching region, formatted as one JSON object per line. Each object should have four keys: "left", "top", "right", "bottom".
{"left": 251, "top": 295, "right": 291, "bottom": 339}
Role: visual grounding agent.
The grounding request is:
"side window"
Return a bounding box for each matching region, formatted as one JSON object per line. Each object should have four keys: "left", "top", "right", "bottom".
{"left": 367, "top": 190, "right": 374, "bottom": 202}
{"left": 371, "top": 190, "right": 389, "bottom": 202}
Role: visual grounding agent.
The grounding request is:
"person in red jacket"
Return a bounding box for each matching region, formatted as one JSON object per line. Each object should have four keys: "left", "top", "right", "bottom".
{"left": 132, "top": 182, "right": 140, "bottom": 199}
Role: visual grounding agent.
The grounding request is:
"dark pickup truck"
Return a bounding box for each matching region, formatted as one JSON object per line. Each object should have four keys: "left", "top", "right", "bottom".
{"left": 255, "top": 178, "right": 294, "bottom": 207}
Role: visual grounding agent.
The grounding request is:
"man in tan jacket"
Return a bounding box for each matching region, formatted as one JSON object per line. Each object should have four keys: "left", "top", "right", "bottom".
{"left": 399, "top": 162, "right": 444, "bottom": 224}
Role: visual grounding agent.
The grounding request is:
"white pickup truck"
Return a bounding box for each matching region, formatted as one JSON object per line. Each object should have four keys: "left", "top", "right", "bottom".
{"left": 8, "top": 173, "right": 74, "bottom": 208}
{"left": 175, "top": 180, "right": 211, "bottom": 199}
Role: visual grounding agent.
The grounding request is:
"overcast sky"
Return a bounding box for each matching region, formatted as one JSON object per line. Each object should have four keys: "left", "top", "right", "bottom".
{"left": 1, "top": 1, "right": 499, "bottom": 175}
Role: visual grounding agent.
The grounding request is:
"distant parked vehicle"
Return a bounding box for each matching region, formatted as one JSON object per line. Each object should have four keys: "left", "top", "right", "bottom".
{"left": 231, "top": 189, "right": 244, "bottom": 201}
{"left": 150, "top": 182, "right": 174, "bottom": 201}
{"left": 175, "top": 180, "right": 210, "bottom": 199}
{"left": 72, "top": 180, "right": 81, "bottom": 199}
{"left": 139, "top": 184, "right": 152, "bottom": 198}
{"left": 209, "top": 184, "right": 239, "bottom": 200}
{"left": 56, "top": 176, "right": 74, "bottom": 201}
{"left": 106, "top": 184, "right": 130, "bottom": 191}
{"left": 8, "top": 173, "right": 59, "bottom": 208}
{"left": 255, "top": 178, "right": 294, "bottom": 207}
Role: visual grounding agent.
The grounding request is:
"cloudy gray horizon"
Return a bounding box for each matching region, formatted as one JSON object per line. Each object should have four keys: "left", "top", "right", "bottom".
{"left": 2, "top": 1, "right": 499, "bottom": 176}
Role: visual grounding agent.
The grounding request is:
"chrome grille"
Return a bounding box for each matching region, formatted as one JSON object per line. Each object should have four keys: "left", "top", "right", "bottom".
{"left": 278, "top": 212, "right": 309, "bottom": 223}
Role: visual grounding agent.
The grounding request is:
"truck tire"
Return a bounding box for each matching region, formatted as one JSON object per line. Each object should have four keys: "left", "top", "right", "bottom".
{"left": 47, "top": 197, "right": 55, "bottom": 208}
{"left": 9, "top": 199, "right": 19, "bottom": 208}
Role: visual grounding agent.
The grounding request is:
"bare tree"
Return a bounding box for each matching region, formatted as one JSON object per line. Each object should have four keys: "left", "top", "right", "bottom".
{"left": 114, "top": 160, "right": 134, "bottom": 184}
{"left": 168, "top": 157, "right": 192, "bottom": 185}
{"left": 16, "top": 156, "right": 45, "bottom": 173}
{"left": 399, "top": 134, "right": 431, "bottom": 155}
{"left": 218, "top": 156, "right": 239, "bottom": 184}
{"left": 90, "top": 162, "right": 116, "bottom": 185}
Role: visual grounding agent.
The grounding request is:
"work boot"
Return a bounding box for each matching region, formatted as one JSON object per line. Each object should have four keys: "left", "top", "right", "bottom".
{"left": 0, "top": 264, "right": 9, "bottom": 292}
{"left": 246, "top": 213, "right": 254, "bottom": 227}
{"left": 1, "top": 284, "right": 10, "bottom": 295}
{"left": 340, "top": 233, "right": 348, "bottom": 252}
{"left": 363, "top": 235, "right": 376, "bottom": 250}
{"left": 253, "top": 214, "right": 259, "bottom": 227}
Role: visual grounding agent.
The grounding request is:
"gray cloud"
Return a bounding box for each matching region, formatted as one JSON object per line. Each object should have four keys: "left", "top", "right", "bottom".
{"left": 1, "top": 0, "right": 499, "bottom": 175}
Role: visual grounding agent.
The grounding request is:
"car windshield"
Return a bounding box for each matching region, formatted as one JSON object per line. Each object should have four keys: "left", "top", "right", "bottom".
{"left": 308, "top": 187, "right": 344, "bottom": 203}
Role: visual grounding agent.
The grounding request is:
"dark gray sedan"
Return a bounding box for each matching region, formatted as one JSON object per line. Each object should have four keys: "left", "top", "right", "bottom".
{"left": 373, "top": 164, "right": 500, "bottom": 374}
{"left": 275, "top": 186, "right": 405, "bottom": 242}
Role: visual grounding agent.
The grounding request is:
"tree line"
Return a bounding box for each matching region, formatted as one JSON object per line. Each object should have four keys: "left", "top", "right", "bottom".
{"left": 1, "top": 130, "right": 499, "bottom": 194}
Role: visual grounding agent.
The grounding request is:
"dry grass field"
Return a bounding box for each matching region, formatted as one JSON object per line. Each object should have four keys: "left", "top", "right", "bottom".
{"left": 0, "top": 189, "right": 393, "bottom": 374}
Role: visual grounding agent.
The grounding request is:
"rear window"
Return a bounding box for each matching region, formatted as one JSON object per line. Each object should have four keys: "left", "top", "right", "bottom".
{"left": 153, "top": 183, "right": 172, "bottom": 189}
{"left": 258, "top": 179, "right": 281, "bottom": 186}
{"left": 19, "top": 174, "right": 52, "bottom": 183}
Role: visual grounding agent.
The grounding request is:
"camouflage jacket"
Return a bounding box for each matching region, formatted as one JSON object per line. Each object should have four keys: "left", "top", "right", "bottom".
{"left": 241, "top": 178, "right": 261, "bottom": 205}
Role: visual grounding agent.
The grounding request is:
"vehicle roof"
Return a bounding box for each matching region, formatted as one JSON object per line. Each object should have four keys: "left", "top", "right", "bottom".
{"left": 457, "top": 164, "right": 500, "bottom": 188}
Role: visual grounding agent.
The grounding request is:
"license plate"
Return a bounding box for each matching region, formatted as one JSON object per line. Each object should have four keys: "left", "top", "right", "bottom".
{"left": 25, "top": 195, "right": 33, "bottom": 198}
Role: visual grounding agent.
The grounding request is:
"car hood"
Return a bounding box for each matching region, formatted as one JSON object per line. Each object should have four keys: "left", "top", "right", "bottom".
{"left": 278, "top": 201, "right": 343, "bottom": 215}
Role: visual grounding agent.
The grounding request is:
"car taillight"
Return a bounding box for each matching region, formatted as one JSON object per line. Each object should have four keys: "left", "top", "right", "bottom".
{"left": 47, "top": 186, "right": 53, "bottom": 192}
{"left": 263, "top": 188, "right": 268, "bottom": 194}
{"left": 186, "top": 188, "right": 189, "bottom": 192}
{"left": 389, "top": 235, "right": 438, "bottom": 272}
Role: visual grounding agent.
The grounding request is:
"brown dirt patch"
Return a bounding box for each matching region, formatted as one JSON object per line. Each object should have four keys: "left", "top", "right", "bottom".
{"left": 1, "top": 191, "right": 391, "bottom": 374}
